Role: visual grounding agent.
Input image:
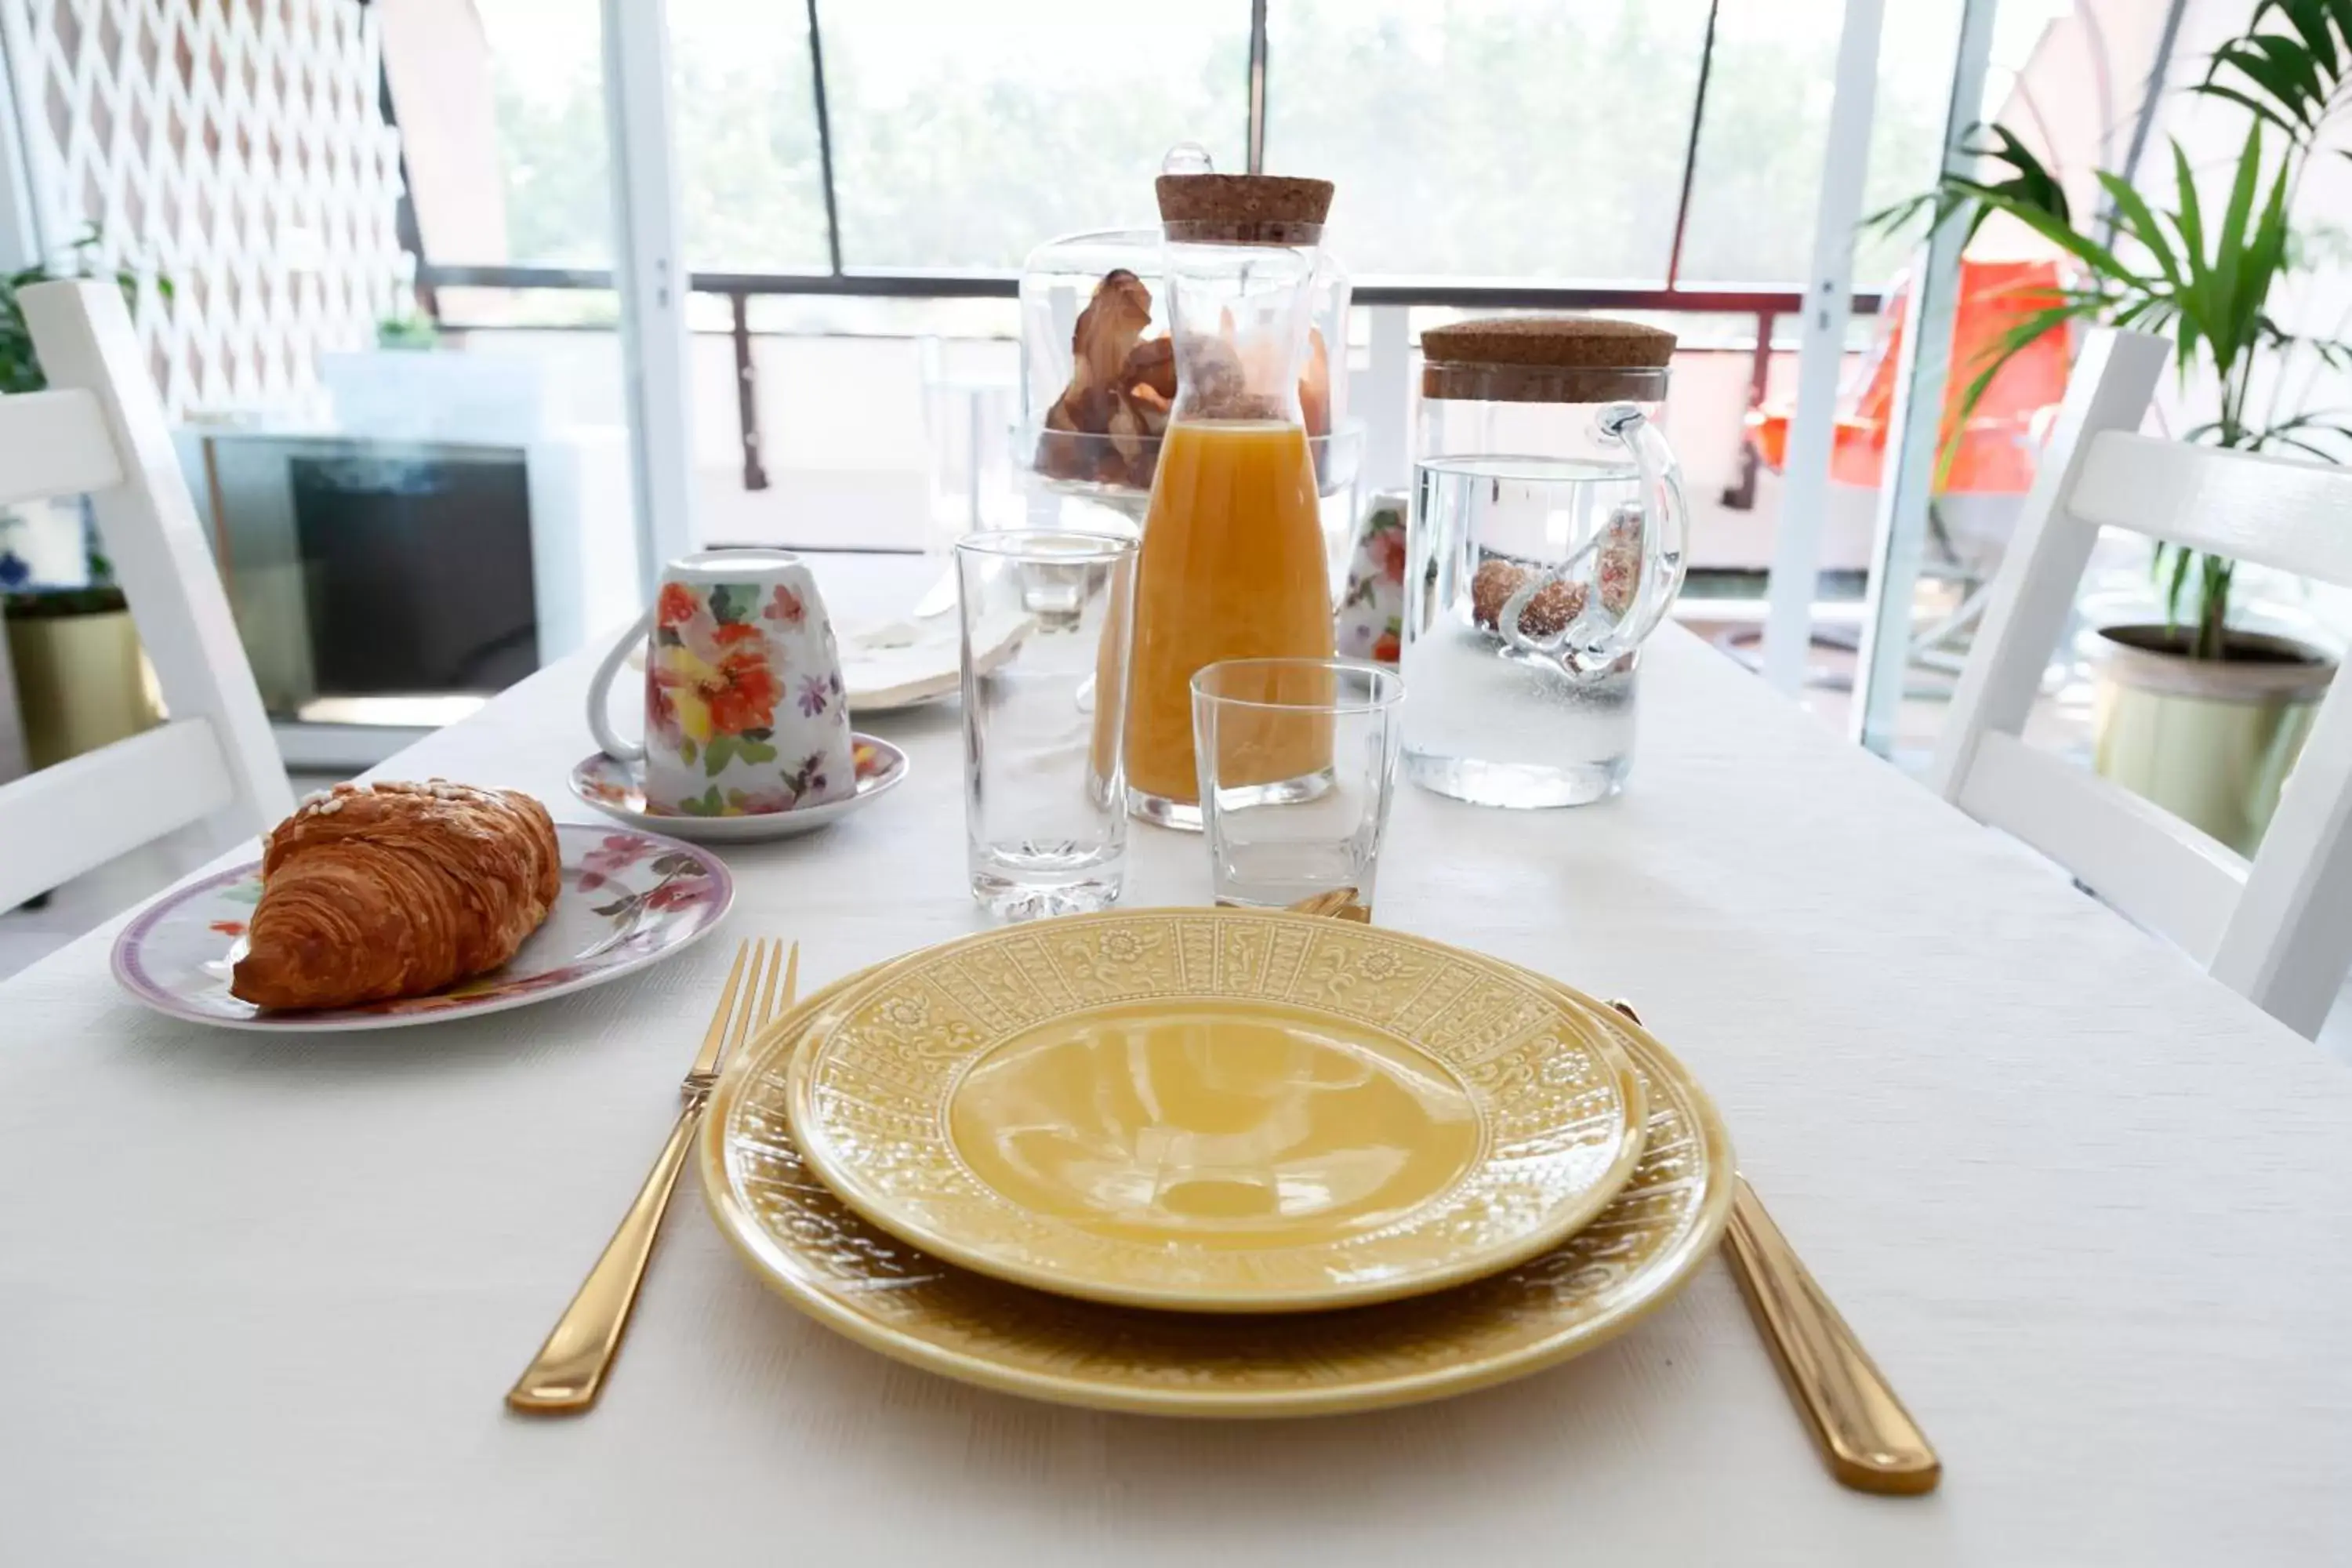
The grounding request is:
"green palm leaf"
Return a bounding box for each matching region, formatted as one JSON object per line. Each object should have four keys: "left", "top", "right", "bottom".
{"left": 2094, "top": 171, "right": 2183, "bottom": 288}
{"left": 1877, "top": 3, "right": 2352, "bottom": 657}
{"left": 1863, "top": 123, "right": 2071, "bottom": 245}
{"left": 2170, "top": 140, "right": 2207, "bottom": 262}
{"left": 2209, "top": 122, "right": 2267, "bottom": 337}
{"left": 2198, "top": 0, "right": 2352, "bottom": 139}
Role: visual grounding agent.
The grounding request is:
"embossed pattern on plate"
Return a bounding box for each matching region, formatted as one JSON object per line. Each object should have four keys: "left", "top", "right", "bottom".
{"left": 781, "top": 910, "right": 1649, "bottom": 1312}
{"left": 702, "top": 960, "right": 1733, "bottom": 1417}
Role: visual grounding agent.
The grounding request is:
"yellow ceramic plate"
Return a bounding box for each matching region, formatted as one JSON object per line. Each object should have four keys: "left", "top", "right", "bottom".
{"left": 781, "top": 909, "right": 1649, "bottom": 1312}
{"left": 702, "top": 959, "right": 1733, "bottom": 1417}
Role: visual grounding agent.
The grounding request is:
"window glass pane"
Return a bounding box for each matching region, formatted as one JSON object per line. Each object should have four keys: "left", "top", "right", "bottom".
{"left": 1264, "top": 0, "right": 1712, "bottom": 281}
{"left": 430, "top": 289, "right": 622, "bottom": 332}
{"left": 672, "top": 0, "right": 832, "bottom": 270}
{"left": 367, "top": 4, "right": 645, "bottom": 700}
{"left": 688, "top": 297, "right": 1025, "bottom": 554}
{"left": 1675, "top": 0, "right": 1964, "bottom": 286}
{"left": 818, "top": 0, "right": 1250, "bottom": 269}
{"left": 469, "top": 0, "right": 617, "bottom": 265}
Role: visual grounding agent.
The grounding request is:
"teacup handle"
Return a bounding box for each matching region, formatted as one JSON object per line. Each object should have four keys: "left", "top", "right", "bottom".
{"left": 584, "top": 606, "right": 657, "bottom": 764}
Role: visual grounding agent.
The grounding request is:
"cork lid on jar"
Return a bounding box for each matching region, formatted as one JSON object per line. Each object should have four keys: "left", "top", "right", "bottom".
{"left": 1421, "top": 315, "right": 1678, "bottom": 403}
{"left": 1156, "top": 173, "right": 1334, "bottom": 245}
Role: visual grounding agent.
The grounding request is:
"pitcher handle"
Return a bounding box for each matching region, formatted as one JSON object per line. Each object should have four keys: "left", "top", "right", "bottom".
{"left": 1494, "top": 401, "right": 1689, "bottom": 675}
{"left": 584, "top": 607, "right": 657, "bottom": 763}
{"left": 1596, "top": 401, "right": 1690, "bottom": 649}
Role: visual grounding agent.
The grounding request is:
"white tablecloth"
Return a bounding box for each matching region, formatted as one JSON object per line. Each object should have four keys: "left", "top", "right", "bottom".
{"left": 4, "top": 554, "right": 2349, "bottom": 1566}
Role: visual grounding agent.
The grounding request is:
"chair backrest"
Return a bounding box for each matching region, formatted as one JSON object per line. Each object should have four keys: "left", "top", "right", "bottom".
{"left": 1932, "top": 328, "right": 2352, "bottom": 1038}
{"left": 0, "top": 279, "right": 291, "bottom": 909}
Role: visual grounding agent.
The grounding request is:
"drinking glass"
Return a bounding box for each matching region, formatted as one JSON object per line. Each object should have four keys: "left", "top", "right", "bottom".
{"left": 1191, "top": 658, "right": 1404, "bottom": 910}
{"left": 957, "top": 530, "right": 1138, "bottom": 920}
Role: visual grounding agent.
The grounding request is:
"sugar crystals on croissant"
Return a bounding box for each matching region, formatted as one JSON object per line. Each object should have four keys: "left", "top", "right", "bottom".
{"left": 230, "top": 780, "right": 561, "bottom": 1011}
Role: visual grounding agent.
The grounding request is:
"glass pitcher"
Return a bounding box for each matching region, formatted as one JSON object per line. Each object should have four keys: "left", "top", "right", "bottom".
{"left": 1402, "top": 318, "right": 1690, "bottom": 807}
{"left": 1120, "top": 167, "right": 1339, "bottom": 830}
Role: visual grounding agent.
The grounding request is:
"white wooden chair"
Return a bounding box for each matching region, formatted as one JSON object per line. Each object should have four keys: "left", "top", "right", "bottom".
{"left": 0, "top": 280, "right": 291, "bottom": 910}
{"left": 1933, "top": 328, "right": 2352, "bottom": 1039}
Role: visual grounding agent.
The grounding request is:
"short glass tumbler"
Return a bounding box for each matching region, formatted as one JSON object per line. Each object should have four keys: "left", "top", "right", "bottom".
{"left": 957, "top": 530, "right": 1138, "bottom": 920}
{"left": 1191, "top": 658, "right": 1404, "bottom": 911}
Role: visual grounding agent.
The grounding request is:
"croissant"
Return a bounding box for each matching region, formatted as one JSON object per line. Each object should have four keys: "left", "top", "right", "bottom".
{"left": 230, "top": 780, "right": 562, "bottom": 1011}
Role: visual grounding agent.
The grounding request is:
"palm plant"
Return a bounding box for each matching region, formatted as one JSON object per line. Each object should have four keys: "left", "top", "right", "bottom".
{"left": 1872, "top": 1, "right": 2352, "bottom": 660}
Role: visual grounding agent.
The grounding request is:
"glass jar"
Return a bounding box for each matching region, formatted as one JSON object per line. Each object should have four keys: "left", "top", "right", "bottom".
{"left": 1120, "top": 172, "right": 1341, "bottom": 829}
{"left": 1014, "top": 227, "right": 1361, "bottom": 558}
{"left": 1016, "top": 227, "right": 1165, "bottom": 527}
{"left": 1402, "top": 318, "right": 1690, "bottom": 807}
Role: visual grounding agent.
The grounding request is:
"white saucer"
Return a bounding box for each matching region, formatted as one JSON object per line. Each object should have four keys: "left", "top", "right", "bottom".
{"left": 569, "top": 735, "right": 909, "bottom": 841}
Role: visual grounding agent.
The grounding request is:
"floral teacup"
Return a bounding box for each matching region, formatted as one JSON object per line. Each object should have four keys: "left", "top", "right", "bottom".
{"left": 1338, "top": 492, "right": 1407, "bottom": 665}
{"left": 586, "top": 550, "right": 855, "bottom": 817}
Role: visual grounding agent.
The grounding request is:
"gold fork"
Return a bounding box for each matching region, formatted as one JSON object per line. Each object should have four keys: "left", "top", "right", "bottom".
{"left": 506, "top": 937, "right": 798, "bottom": 1414}
{"left": 1608, "top": 1000, "right": 1940, "bottom": 1496}
{"left": 1284, "top": 887, "right": 1373, "bottom": 923}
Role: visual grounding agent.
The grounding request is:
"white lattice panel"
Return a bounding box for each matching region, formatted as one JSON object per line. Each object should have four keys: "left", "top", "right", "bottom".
{"left": 1, "top": 0, "right": 406, "bottom": 416}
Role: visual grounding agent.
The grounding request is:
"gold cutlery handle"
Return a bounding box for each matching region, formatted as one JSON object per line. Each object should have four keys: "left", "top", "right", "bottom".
{"left": 506, "top": 1102, "right": 704, "bottom": 1414}
{"left": 1721, "top": 1176, "right": 1941, "bottom": 1494}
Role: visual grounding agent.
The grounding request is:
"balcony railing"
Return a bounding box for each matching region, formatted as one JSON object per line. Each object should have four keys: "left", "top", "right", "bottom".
{"left": 414, "top": 262, "right": 1882, "bottom": 512}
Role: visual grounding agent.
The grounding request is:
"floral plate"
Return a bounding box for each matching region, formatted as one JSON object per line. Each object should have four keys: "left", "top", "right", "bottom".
{"left": 568, "top": 733, "right": 908, "bottom": 842}
{"left": 110, "top": 822, "right": 734, "bottom": 1032}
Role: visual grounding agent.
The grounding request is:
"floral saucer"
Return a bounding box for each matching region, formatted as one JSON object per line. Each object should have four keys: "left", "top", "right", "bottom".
{"left": 111, "top": 823, "right": 733, "bottom": 1033}
{"left": 569, "top": 733, "right": 908, "bottom": 842}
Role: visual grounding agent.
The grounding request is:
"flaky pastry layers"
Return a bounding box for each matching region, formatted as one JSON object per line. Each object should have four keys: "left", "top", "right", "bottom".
{"left": 230, "top": 780, "right": 561, "bottom": 1011}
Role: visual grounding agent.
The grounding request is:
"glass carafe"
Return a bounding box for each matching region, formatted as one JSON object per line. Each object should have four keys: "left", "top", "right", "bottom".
{"left": 1403, "top": 320, "right": 1690, "bottom": 807}
{"left": 1121, "top": 172, "right": 1338, "bottom": 830}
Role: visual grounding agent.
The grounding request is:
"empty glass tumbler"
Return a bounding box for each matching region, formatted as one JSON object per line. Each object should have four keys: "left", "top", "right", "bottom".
{"left": 956, "top": 530, "right": 1138, "bottom": 920}
{"left": 1403, "top": 317, "right": 1690, "bottom": 808}
{"left": 1191, "top": 658, "right": 1403, "bottom": 911}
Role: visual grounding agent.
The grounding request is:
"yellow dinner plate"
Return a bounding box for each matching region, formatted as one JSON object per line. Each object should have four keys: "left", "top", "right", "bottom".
{"left": 701, "top": 959, "right": 1734, "bottom": 1417}
{"left": 779, "top": 909, "right": 1648, "bottom": 1312}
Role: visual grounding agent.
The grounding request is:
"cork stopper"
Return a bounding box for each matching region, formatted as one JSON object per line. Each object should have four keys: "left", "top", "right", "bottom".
{"left": 1156, "top": 173, "right": 1334, "bottom": 244}
{"left": 1421, "top": 315, "right": 1676, "bottom": 403}
{"left": 1421, "top": 316, "right": 1676, "bottom": 369}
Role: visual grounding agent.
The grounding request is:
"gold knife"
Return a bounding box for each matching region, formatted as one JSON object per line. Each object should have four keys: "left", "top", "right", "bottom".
{"left": 1610, "top": 1000, "right": 1940, "bottom": 1495}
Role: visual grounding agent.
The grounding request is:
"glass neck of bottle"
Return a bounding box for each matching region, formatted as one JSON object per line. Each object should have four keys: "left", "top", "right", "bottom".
{"left": 1163, "top": 238, "right": 1317, "bottom": 426}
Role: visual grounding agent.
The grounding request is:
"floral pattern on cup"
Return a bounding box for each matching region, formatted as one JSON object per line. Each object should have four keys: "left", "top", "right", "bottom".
{"left": 673, "top": 746, "right": 838, "bottom": 817}
{"left": 651, "top": 581, "right": 793, "bottom": 762}
{"left": 592, "top": 553, "right": 858, "bottom": 818}
{"left": 1338, "top": 492, "right": 1407, "bottom": 666}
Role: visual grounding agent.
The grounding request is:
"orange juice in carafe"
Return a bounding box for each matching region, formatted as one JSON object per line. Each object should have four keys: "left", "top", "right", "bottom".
{"left": 1123, "top": 419, "right": 1334, "bottom": 808}
{"left": 1121, "top": 165, "right": 1340, "bottom": 826}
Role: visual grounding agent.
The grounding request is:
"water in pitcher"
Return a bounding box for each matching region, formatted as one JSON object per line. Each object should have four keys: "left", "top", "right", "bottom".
{"left": 1400, "top": 454, "right": 1643, "bottom": 808}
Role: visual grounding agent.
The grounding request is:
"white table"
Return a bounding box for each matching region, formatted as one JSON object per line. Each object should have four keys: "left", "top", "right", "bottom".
{"left": 5, "top": 554, "right": 2350, "bottom": 1566}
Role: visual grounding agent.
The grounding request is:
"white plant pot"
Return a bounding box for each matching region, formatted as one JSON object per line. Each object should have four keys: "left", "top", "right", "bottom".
{"left": 2092, "top": 624, "right": 2335, "bottom": 855}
